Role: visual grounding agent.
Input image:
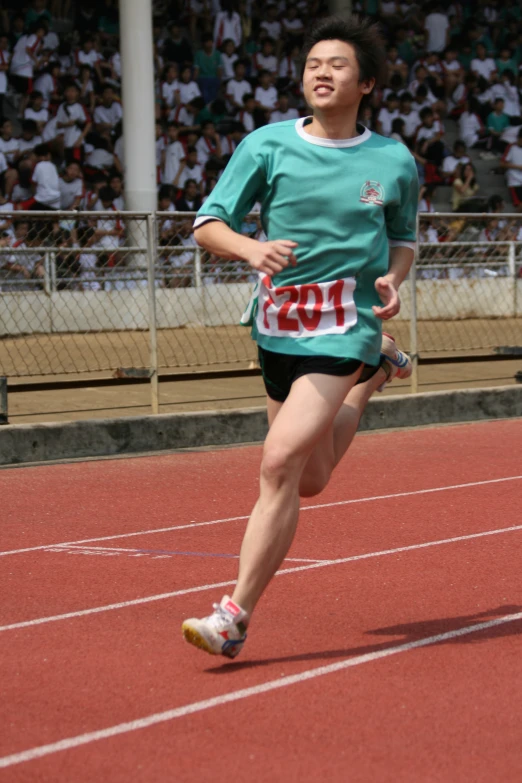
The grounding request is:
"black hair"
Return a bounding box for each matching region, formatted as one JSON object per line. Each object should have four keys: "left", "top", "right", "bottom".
{"left": 419, "top": 106, "right": 433, "bottom": 120}
{"left": 98, "top": 186, "right": 115, "bottom": 203}
{"left": 186, "top": 145, "right": 197, "bottom": 154}
{"left": 158, "top": 184, "right": 174, "bottom": 201}
{"left": 242, "top": 93, "right": 254, "bottom": 103}
{"left": 21, "top": 119, "right": 38, "bottom": 134}
{"left": 391, "top": 117, "right": 405, "bottom": 134}
{"left": 300, "top": 15, "right": 386, "bottom": 85}
{"left": 34, "top": 142, "right": 50, "bottom": 157}
{"left": 31, "top": 90, "right": 43, "bottom": 100}
{"left": 400, "top": 91, "right": 413, "bottom": 102}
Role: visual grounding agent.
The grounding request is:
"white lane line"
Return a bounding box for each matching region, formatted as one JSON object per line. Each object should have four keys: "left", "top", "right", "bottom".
{"left": 1, "top": 609, "right": 521, "bottom": 770}
{"left": 3, "top": 523, "right": 522, "bottom": 634}
{"left": 51, "top": 544, "right": 325, "bottom": 564}
{"left": 2, "top": 474, "right": 521, "bottom": 559}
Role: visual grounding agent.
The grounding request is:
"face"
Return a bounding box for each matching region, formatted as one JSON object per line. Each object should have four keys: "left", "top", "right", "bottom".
{"left": 303, "top": 40, "right": 374, "bottom": 114}
{"left": 103, "top": 89, "right": 113, "bottom": 105}
{"left": 181, "top": 68, "right": 191, "bottom": 83}
{"left": 224, "top": 40, "right": 234, "bottom": 55}
{"left": 235, "top": 64, "right": 245, "bottom": 79}
{"left": 167, "top": 66, "right": 177, "bottom": 81}
{"left": 260, "top": 73, "right": 270, "bottom": 88}
{"left": 187, "top": 152, "right": 198, "bottom": 165}
{"left": 0, "top": 37, "right": 8, "bottom": 50}
{"left": 67, "top": 163, "right": 81, "bottom": 179}
{"left": 2, "top": 120, "right": 12, "bottom": 137}
{"left": 65, "top": 86, "right": 78, "bottom": 103}
{"left": 186, "top": 182, "right": 198, "bottom": 199}
{"left": 463, "top": 164, "right": 473, "bottom": 177}
{"left": 110, "top": 177, "right": 122, "bottom": 194}
{"left": 168, "top": 125, "right": 178, "bottom": 140}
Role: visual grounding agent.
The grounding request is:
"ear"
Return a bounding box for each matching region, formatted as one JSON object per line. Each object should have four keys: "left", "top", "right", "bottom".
{"left": 360, "top": 77, "right": 376, "bottom": 95}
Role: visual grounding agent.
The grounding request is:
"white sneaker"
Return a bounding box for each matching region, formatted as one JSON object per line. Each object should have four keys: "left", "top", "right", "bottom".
{"left": 377, "top": 332, "right": 412, "bottom": 391}
{"left": 182, "top": 596, "right": 248, "bottom": 658}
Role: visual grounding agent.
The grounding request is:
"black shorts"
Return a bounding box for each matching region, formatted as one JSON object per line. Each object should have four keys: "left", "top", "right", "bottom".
{"left": 258, "top": 346, "right": 380, "bottom": 403}
{"left": 9, "top": 74, "right": 32, "bottom": 95}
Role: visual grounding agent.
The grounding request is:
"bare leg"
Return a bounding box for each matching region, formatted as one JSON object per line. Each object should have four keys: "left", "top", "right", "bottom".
{"left": 298, "top": 366, "right": 388, "bottom": 496}
{"left": 230, "top": 369, "right": 362, "bottom": 616}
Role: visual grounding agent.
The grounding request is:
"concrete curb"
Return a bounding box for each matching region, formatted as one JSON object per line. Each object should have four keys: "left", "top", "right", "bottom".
{"left": 1, "top": 386, "right": 521, "bottom": 466}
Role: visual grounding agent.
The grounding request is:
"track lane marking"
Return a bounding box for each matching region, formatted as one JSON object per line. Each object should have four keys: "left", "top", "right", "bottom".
{"left": 52, "top": 544, "right": 325, "bottom": 563}
{"left": 2, "top": 523, "right": 522, "bottom": 633}
{"left": 2, "top": 474, "right": 521, "bottom": 559}
{"left": 1, "top": 609, "right": 521, "bottom": 770}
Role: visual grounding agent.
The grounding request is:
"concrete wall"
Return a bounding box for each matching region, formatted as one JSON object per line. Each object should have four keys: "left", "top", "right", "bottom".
{"left": 1, "top": 280, "right": 521, "bottom": 336}
{"left": 1, "top": 386, "right": 521, "bottom": 465}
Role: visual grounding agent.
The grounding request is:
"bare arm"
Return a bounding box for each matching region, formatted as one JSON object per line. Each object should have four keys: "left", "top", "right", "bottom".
{"left": 373, "top": 245, "right": 415, "bottom": 320}
{"left": 194, "top": 219, "right": 298, "bottom": 275}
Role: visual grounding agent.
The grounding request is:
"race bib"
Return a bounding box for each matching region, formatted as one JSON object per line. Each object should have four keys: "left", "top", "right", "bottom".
{"left": 256, "top": 274, "right": 357, "bottom": 338}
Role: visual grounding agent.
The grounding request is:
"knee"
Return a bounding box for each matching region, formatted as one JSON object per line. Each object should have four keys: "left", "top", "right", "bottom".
{"left": 261, "top": 444, "right": 301, "bottom": 488}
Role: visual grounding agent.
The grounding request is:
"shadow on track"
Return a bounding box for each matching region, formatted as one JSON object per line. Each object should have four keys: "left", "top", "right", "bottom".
{"left": 204, "top": 604, "right": 522, "bottom": 674}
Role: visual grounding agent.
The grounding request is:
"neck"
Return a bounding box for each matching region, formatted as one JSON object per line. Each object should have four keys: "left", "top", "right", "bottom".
{"left": 305, "top": 108, "right": 360, "bottom": 140}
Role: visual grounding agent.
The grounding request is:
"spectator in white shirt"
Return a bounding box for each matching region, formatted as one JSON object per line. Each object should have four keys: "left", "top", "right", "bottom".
{"left": 177, "top": 66, "right": 202, "bottom": 106}
{"left": 226, "top": 60, "right": 252, "bottom": 113}
{"left": 161, "top": 64, "right": 180, "bottom": 111}
{"left": 277, "top": 42, "right": 301, "bottom": 94}
{"left": 424, "top": 4, "right": 450, "bottom": 53}
{"left": 195, "top": 121, "right": 222, "bottom": 166}
{"left": 252, "top": 39, "right": 278, "bottom": 78}
{"left": 161, "top": 122, "right": 185, "bottom": 185}
{"left": 441, "top": 140, "right": 470, "bottom": 182}
{"left": 9, "top": 21, "right": 48, "bottom": 115}
{"left": 238, "top": 93, "right": 256, "bottom": 133}
{"left": 174, "top": 146, "right": 204, "bottom": 189}
{"left": 260, "top": 6, "right": 282, "bottom": 46}
{"left": 471, "top": 43, "right": 497, "bottom": 83}
{"left": 376, "top": 92, "right": 400, "bottom": 137}
{"left": 398, "top": 92, "right": 421, "bottom": 143}
{"left": 220, "top": 38, "right": 238, "bottom": 82}
{"left": 24, "top": 91, "right": 49, "bottom": 134}
{"left": 458, "top": 100, "right": 488, "bottom": 149}
{"left": 281, "top": 6, "right": 304, "bottom": 44}
{"left": 85, "top": 138, "right": 114, "bottom": 174}
{"left": 18, "top": 120, "right": 42, "bottom": 156}
{"left": 500, "top": 129, "right": 522, "bottom": 212}
{"left": 56, "top": 82, "right": 91, "bottom": 163}
{"left": 255, "top": 70, "right": 278, "bottom": 115}
{"left": 93, "top": 85, "right": 123, "bottom": 135}
{"left": 270, "top": 93, "right": 299, "bottom": 124}
{"left": 59, "top": 161, "right": 84, "bottom": 209}
{"left": 213, "top": 1, "right": 242, "bottom": 48}
{"left": 75, "top": 37, "right": 104, "bottom": 83}
{"left": 30, "top": 143, "right": 61, "bottom": 209}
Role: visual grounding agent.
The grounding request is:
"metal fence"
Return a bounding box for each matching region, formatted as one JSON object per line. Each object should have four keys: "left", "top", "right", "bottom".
{"left": 1, "top": 211, "right": 521, "bottom": 408}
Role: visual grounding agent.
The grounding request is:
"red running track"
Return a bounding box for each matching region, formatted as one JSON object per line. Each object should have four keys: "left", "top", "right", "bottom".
{"left": 1, "top": 419, "right": 522, "bottom": 782}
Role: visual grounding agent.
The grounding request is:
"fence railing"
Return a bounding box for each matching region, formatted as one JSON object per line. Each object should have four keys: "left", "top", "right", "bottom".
{"left": 1, "top": 211, "right": 521, "bottom": 409}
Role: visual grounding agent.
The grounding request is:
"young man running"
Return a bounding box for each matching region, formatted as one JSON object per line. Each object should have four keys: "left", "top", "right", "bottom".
{"left": 182, "top": 16, "right": 418, "bottom": 658}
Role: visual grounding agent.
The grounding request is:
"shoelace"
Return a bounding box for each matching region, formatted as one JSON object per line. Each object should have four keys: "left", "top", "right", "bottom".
{"left": 205, "top": 603, "right": 233, "bottom": 630}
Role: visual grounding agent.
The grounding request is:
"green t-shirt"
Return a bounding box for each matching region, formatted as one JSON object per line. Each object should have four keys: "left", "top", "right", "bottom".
{"left": 195, "top": 119, "right": 418, "bottom": 365}
{"left": 487, "top": 112, "right": 510, "bottom": 133}
{"left": 194, "top": 48, "right": 221, "bottom": 77}
{"left": 495, "top": 57, "right": 518, "bottom": 75}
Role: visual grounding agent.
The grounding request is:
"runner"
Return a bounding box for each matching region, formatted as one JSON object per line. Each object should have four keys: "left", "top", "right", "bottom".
{"left": 182, "top": 15, "right": 418, "bottom": 658}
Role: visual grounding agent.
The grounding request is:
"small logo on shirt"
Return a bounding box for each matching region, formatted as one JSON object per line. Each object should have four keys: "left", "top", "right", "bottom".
{"left": 360, "top": 180, "right": 384, "bottom": 206}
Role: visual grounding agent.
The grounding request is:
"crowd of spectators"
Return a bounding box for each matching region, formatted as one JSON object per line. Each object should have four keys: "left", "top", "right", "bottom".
{"left": 0, "top": 0, "right": 522, "bottom": 289}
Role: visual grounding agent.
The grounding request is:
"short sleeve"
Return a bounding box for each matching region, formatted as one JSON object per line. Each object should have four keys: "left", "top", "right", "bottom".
{"left": 384, "top": 151, "right": 419, "bottom": 247}
{"left": 194, "top": 139, "right": 266, "bottom": 232}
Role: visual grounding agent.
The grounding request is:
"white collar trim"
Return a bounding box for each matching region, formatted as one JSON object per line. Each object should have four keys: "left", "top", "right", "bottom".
{"left": 295, "top": 116, "right": 371, "bottom": 148}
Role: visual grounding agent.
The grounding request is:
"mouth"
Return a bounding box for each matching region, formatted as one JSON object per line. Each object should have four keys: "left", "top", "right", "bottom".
{"left": 314, "top": 84, "right": 334, "bottom": 95}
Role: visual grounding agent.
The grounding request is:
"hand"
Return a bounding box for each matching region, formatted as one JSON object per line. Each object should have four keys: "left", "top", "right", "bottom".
{"left": 246, "top": 239, "right": 298, "bottom": 276}
{"left": 372, "top": 276, "right": 400, "bottom": 320}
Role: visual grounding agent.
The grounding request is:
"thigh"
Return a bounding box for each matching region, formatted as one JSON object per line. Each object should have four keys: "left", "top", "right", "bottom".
{"left": 264, "top": 368, "right": 362, "bottom": 465}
